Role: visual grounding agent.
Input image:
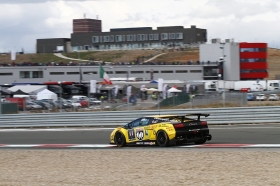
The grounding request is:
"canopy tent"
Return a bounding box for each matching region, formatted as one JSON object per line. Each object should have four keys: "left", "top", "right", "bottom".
{"left": 167, "top": 87, "right": 182, "bottom": 93}
{"left": 12, "top": 89, "right": 29, "bottom": 95}
{"left": 150, "top": 80, "right": 158, "bottom": 84}
{"left": 0, "top": 88, "right": 13, "bottom": 95}
{"left": 36, "top": 89, "right": 58, "bottom": 101}
{"left": 8, "top": 85, "right": 47, "bottom": 95}
{"left": 147, "top": 88, "right": 159, "bottom": 94}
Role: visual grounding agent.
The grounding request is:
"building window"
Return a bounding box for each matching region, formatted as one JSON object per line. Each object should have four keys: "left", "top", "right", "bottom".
{"left": 67, "top": 72, "right": 79, "bottom": 75}
{"left": 32, "top": 71, "right": 43, "bottom": 78}
{"left": 169, "top": 33, "right": 175, "bottom": 39}
{"left": 161, "top": 70, "right": 174, "bottom": 73}
{"left": 190, "top": 70, "right": 202, "bottom": 73}
{"left": 116, "top": 35, "right": 122, "bottom": 42}
{"left": 20, "top": 71, "right": 43, "bottom": 78}
{"left": 50, "top": 72, "right": 64, "bottom": 75}
{"left": 115, "top": 71, "right": 127, "bottom": 74}
{"left": 122, "top": 35, "right": 126, "bottom": 42}
{"left": 0, "top": 73, "right": 12, "bottom": 76}
{"left": 161, "top": 33, "right": 168, "bottom": 40}
{"left": 240, "top": 58, "right": 267, "bottom": 62}
{"left": 146, "top": 71, "right": 159, "bottom": 73}
{"left": 104, "top": 36, "right": 110, "bottom": 42}
{"left": 176, "top": 33, "right": 183, "bottom": 39}
{"left": 176, "top": 70, "right": 188, "bottom": 73}
{"left": 131, "top": 71, "right": 144, "bottom": 74}
{"left": 99, "top": 36, "right": 103, "bottom": 43}
{"left": 137, "top": 34, "right": 141, "bottom": 41}
{"left": 133, "top": 35, "right": 137, "bottom": 41}
{"left": 110, "top": 35, "right": 114, "bottom": 42}
{"left": 154, "top": 34, "right": 159, "bottom": 40}
{"left": 20, "top": 71, "right": 30, "bottom": 78}
{"left": 240, "top": 48, "right": 267, "bottom": 52}
{"left": 92, "top": 36, "right": 99, "bottom": 43}
{"left": 83, "top": 71, "right": 97, "bottom": 74}
{"left": 127, "top": 35, "right": 131, "bottom": 41}
{"left": 106, "top": 71, "right": 114, "bottom": 74}
{"left": 149, "top": 34, "right": 153, "bottom": 40}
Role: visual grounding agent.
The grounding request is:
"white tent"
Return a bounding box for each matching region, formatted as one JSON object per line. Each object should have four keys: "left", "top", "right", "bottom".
{"left": 167, "top": 87, "right": 182, "bottom": 93}
{"left": 147, "top": 88, "right": 159, "bottom": 94}
{"left": 36, "top": 89, "right": 58, "bottom": 101}
{"left": 8, "top": 85, "right": 47, "bottom": 95}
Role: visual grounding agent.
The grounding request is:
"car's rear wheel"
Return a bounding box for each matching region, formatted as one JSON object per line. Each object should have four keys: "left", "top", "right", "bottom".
{"left": 156, "top": 130, "right": 169, "bottom": 147}
{"left": 114, "top": 132, "right": 126, "bottom": 147}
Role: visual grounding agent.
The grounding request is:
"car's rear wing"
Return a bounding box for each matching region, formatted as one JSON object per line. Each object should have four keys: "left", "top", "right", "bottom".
{"left": 185, "top": 113, "right": 210, "bottom": 120}
{"left": 151, "top": 113, "right": 209, "bottom": 122}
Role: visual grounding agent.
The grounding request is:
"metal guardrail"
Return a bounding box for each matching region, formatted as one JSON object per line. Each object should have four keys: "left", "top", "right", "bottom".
{"left": 0, "top": 106, "right": 279, "bottom": 128}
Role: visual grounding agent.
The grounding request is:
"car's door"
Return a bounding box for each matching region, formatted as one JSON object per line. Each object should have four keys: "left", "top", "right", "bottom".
{"left": 126, "top": 118, "right": 142, "bottom": 142}
{"left": 127, "top": 118, "right": 151, "bottom": 143}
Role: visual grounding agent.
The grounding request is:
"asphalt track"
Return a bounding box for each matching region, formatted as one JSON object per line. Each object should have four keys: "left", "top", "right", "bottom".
{"left": 1, "top": 124, "right": 280, "bottom": 146}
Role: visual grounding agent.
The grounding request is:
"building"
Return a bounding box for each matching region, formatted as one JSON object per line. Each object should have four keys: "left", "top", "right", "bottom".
{"left": 36, "top": 38, "right": 71, "bottom": 54}
{"left": 239, "top": 42, "right": 268, "bottom": 80}
{"left": 73, "top": 19, "right": 102, "bottom": 33}
{"left": 37, "top": 18, "right": 207, "bottom": 53}
{"left": 71, "top": 25, "right": 207, "bottom": 51}
{"left": 199, "top": 39, "right": 268, "bottom": 81}
{"left": 0, "top": 65, "right": 216, "bottom": 85}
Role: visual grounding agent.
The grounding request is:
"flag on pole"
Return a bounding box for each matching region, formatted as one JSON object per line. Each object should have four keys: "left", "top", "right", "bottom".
{"left": 99, "top": 65, "right": 112, "bottom": 85}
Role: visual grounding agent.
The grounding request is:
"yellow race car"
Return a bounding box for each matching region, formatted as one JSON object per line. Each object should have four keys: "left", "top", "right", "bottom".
{"left": 110, "top": 113, "right": 212, "bottom": 147}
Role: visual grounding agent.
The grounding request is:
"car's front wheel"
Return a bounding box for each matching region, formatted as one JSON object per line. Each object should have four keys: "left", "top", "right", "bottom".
{"left": 114, "top": 131, "right": 126, "bottom": 147}
{"left": 156, "top": 130, "right": 169, "bottom": 147}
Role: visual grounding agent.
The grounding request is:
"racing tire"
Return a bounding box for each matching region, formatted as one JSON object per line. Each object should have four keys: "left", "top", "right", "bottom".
{"left": 194, "top": 138, "right": 207, "bottom": 145}
{"left": 114, "top": 131, "right": 126, "bottom": 147}
{"left": 156, "top": 130, "right": 169, "bottom": 147}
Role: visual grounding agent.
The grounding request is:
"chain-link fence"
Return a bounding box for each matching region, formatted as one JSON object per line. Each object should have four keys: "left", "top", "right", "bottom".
{"left": 190, "top": 92, "right": 247, "bottom": 108}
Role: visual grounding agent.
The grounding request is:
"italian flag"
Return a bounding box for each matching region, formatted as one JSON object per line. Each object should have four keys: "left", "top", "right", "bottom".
{"left": 99, "top": 65, "right": 112, "bottom": 85}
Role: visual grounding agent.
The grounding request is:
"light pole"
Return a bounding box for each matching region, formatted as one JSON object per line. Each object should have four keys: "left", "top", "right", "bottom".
{"left": 126, "top": 66, "right": 131, "bottom": 110}
{"left": 126, "top": 66, "right": 131, "bottom": 81}
{"left": 220, "top": 42, "right": 226, "bottom": 107}
{"left": 58, "top": 81, "right": 62, "bottom": 112}
{"left": 150, "top": 69, "right": 154, "bottom": 81}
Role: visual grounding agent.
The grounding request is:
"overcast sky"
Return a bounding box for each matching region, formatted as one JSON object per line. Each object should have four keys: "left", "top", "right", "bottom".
{"left": 1, "top": 0, "right": 280, "bottom": 53}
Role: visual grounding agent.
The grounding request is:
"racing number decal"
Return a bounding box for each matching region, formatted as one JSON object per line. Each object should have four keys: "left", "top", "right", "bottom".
{"left": 128, "top": 129, "right": 135, "bottom": 141}
{"left": 136, "top": 128, "right": 144, "bottom": 141}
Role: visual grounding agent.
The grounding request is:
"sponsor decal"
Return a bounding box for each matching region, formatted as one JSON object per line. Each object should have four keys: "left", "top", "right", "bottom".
{"left": 136, "top": 128, "right": 144, "bottom": 140}
{"left": 136, "top": 142, "right": 144, "bottom": 145}
{"left": 128, "top": 129, "right": 135, "bottom": 141}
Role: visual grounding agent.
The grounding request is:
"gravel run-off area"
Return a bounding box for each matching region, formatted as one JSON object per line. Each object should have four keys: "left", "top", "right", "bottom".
{"left": 0, "top": 149, "right": 280, "bottom": 186}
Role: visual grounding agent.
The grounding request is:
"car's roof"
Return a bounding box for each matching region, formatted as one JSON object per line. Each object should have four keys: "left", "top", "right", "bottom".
{"left": 146, "top": 113, "right": 209, "bottom": 118}
{"left": 147, "top": 115, "right": 177, "bottom": 118}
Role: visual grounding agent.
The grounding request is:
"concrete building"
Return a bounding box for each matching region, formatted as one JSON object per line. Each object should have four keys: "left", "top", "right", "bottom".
{"left": 37, "top": 18, "right": 207, "bottom": 53}
{"left": 0, "top": 65, "right": 218, "bottom": 85}
{"left": 199, "top": 39, "right": 267, "bottom": 81}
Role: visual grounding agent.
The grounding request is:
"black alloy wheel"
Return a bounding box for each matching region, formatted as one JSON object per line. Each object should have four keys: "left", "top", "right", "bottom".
{"left": 156, "top": 130, "right": 169, "bottom": 147}
{"left": 114, "top": 132, "right": 126, "bottom": 147}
